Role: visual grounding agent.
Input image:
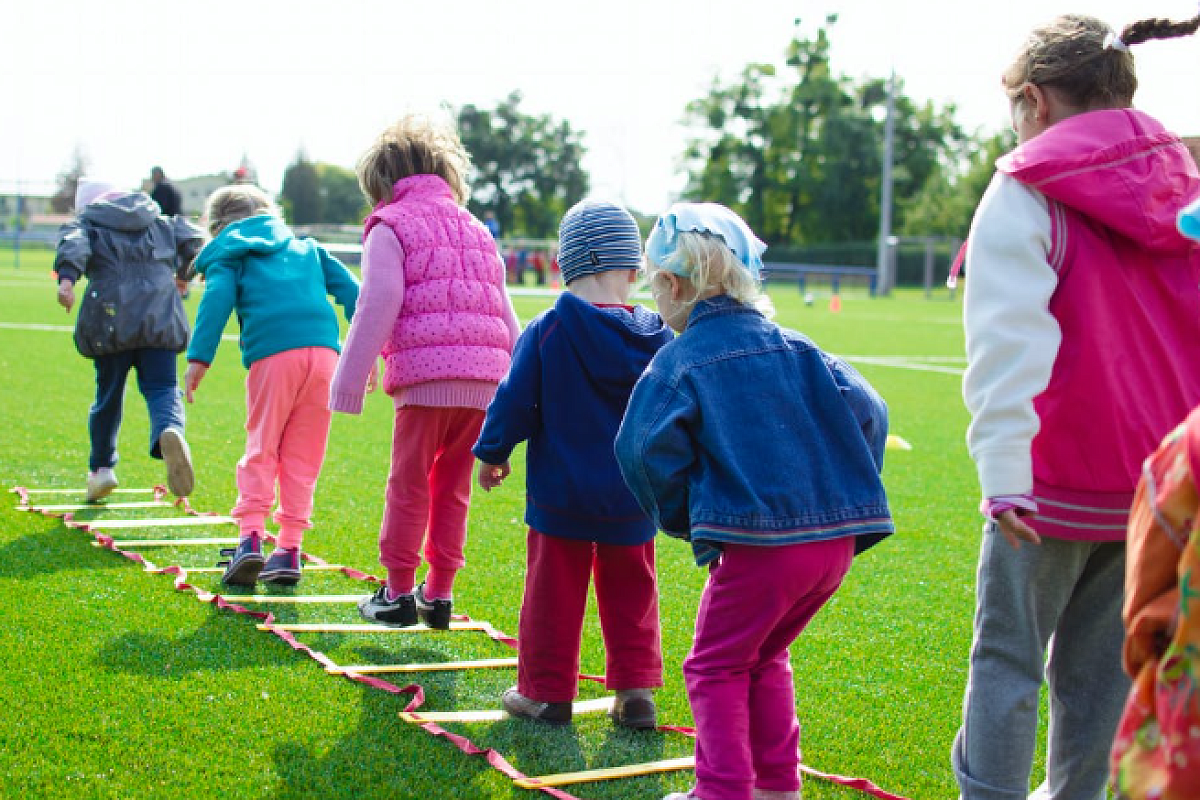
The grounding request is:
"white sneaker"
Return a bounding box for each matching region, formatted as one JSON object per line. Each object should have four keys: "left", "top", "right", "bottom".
{"left": 159, "top": 427, "right": 194, "bottom": 497}
{"left": 86, "top": 468, "right": 119, "bottom": 503}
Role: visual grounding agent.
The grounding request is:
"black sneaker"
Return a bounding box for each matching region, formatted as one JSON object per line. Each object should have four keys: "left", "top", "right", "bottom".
{"left": 611, "top": 691, "right": 658, "bottom": 730}
{"left": 218, "top": 534, "right": 264, "bottom": 587}
{"left": 260, "top": 547, "right": 302, "bottom": 586}
{"left": 358, "top": 586, "right": 418, "bottom": 627}
{"left": 501, "top": 687, "right": 572, "bottom": 725}
{"left": 415, "top": 582, "right": 452, "bottom": 630}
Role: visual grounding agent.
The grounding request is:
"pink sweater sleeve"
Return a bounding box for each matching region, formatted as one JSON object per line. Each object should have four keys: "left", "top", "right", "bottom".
{"left": 500, "top": 283, "right": 520, "bottom": 350}
{"left": 328, "top": 226, "right": 405, "bottom": 414}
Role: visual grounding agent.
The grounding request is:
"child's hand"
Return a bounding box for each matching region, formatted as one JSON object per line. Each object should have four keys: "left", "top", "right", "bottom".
{"left": 183, "top": 362, "right": 208, "bottom": 403}
{"left": 994, "top": 508, "right": 1041, "bottom": 549}
{"left": 366, "top": 361, "right": 379, "bottom": 394}
{"left": 57, "top": 280, "right": 75, "bottom": 313}
{"left": 477, "top": 460, "right": 510, "bottom": 491}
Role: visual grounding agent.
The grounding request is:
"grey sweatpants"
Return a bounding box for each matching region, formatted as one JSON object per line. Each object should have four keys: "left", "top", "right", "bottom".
{"left": 952, "top": 525, "right": 1129, "bottom": 800}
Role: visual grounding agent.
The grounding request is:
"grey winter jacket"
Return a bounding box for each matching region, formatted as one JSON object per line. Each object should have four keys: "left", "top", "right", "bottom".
{"left": 54, "top": 193, "right": 203, "bottom": 358}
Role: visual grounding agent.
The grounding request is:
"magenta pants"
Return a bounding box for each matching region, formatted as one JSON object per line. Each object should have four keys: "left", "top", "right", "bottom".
{"left": 685, "top": 537, "right": 854, "bottom": 800}
{"left": 380, "top": 405, "right": 484, "bottom": 597}
{"left": 232, "top": 347, "right": 337, "bottom": 549}
{"left": 517, "top": 529, "right": 663, "bottom": 701}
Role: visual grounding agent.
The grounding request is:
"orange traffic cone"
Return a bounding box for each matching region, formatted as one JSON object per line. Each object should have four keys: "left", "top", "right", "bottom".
{"left": 829, "top": 294, "right": 842, "bottom": 313}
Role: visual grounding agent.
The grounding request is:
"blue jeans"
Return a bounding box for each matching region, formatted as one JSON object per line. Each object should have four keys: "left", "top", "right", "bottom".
{"left": 89, "top": 348, "right": 185, "bottom": 471}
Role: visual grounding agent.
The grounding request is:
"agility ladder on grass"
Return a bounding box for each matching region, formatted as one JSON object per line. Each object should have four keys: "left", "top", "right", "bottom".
{"left": 12, "top": 484, "right": 911, "bottom": 800}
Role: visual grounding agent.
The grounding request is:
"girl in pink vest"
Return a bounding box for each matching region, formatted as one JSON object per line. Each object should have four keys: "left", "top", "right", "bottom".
{"left": 330, "top": 116, "right": 519, "bottom": 629}
{"left": 954, "top": 13, "right": 1200, "bottom": 800}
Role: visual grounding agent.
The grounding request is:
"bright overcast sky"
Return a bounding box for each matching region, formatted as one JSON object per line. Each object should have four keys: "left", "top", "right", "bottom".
{"left": 8, "top": 0, "right": 1200, "bottom": 212}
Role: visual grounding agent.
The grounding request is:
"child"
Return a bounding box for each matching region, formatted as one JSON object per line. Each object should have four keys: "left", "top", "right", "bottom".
{"left": 330, "top": 116, "right": 519, "bottom": 628}
{"left": 474, "top": 200, "right": 675, "bottom": 728}
{"left": 184, "top": 185, "right": 359, "bottom": 587}
{"left": 54, "top": 179, "right": 203, "bottom": 503}
{"left": 954, "top": 13, "right": 1200, "bottom": 800}
{"left": 614, "top": 203, "right": 893, "bottom": 800}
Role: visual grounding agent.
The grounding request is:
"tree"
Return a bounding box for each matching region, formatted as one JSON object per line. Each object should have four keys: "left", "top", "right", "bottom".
{"left": 316, "top": 163, "right": 368, "bottom": 224}
{"left": 456, "top": 92, "right": 590, "bottom": 238}
{"left": 680, "top": 17, "right": 974, "bottom": 245}
{"left": 280, "top": 151, "right": 322, "bottom": 225}
{"left": 899, "top": 130, "right": 1016, "bottom": 237}
{"left": 50, "top": 146, "right": 89, "bottom": 213}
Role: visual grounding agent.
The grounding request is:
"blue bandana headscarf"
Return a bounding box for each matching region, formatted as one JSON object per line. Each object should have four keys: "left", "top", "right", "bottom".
{"left": 645, "top": 203, "right": 766, "bottom": 279}
{"left": 1180, "top": 196, "right": 1200, "bottom": 242}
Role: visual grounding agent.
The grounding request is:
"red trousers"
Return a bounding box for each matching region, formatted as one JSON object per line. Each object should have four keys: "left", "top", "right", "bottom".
{"left": 517, "top": 529, "right": 663, "bottom": 701}
{"left": 380, "top": 406, "right": 484, "bottom": 597}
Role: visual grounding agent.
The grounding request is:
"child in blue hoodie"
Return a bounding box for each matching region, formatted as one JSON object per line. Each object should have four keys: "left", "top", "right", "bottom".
{"left": 184, "top": 185, "right": 359, "bottom": 587}
{"left": 474, "top": 200, "right": 674, "bottom": 728}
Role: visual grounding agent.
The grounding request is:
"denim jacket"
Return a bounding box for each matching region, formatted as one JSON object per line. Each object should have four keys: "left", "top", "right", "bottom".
{"left": 614, "top": 295, "right": 894, "bottom": 565}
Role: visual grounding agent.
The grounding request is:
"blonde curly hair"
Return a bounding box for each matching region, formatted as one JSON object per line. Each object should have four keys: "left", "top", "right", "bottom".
{"left": 644, "top": 231, "right": 774, "bottom": 320}
{"left": 356, "top": 115, "right": 471, "bottom": 207}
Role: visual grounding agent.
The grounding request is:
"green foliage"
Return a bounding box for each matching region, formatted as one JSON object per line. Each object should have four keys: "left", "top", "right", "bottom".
{"left": 316, "top": 163, "right": 369, "bottom": 225}
{"left": 51, "top": 146, "right": 89, "bottom": 214}
{"left": 682, "top": 17, "right": 977, "bottom": 245}
{"left": 900, "top": 130, "right": 1017, "bottom": 237}
{"left": 456, "top": 91, "right": 590, "bottom": 239}
{"left": 280, "top": 151, "right": 323, "bottom": 225}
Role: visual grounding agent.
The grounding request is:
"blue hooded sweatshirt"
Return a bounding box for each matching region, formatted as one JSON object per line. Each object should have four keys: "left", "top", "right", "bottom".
{"left": 473, "top": 291, "right": 674, "bottom": 545}
{"left": 187, "top": 214, "right": 359, "bottom": 368}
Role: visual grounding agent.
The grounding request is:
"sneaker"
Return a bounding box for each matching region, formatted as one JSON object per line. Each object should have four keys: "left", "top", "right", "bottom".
{"left": 358, "top": 585, "right": 418, "bottom": 627}
{"left": 86, "top": 467, "right": 119, "bottom": 503}
{"left": 752, "top": 790, "right": 800, "bottom": 800}
{"left": 501, "top": 687, "right": 572, "bottom": 725}
{"left": 663, "top": 793, "right": 703, "bottom": 800}
{"left": 415, "top": 582, "right": 452, "bottom": 630}
{"left": 159, "top": 427, "right": 194, "bottom": 497}
{"left": 260, "top": 547, "right": 302, "bottom": 586}
{"left": 218, "top": 534, "right": 264, "bottom": 587}
{"left": 611, "top": 690, "right": 657, "bottom": 730}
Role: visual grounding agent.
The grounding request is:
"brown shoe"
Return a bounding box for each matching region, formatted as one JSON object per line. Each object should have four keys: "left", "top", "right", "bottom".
{"left": 501, "top": 687, "right": 572, "bottom": 725}
{"left": 611, "top": 690, "right": 657, "bottom": 729}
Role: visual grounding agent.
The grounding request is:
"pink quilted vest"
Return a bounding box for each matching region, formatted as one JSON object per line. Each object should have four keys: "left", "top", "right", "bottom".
{"left": 364, "top": 175, "right": 511, "bottom": 393}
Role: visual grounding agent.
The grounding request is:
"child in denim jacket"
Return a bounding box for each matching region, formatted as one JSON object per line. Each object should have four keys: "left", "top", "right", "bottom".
{"left": 615, "top": 203, "right": 892, "bottom": 800}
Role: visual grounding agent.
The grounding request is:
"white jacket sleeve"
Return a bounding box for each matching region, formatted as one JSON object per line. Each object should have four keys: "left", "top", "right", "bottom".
{"left": 962, "top": 172, "right": 1061, "bottom": 500}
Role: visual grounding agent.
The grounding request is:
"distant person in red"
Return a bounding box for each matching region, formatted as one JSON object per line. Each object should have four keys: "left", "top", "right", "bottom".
{"left": 149, "top": 167, "right": 182, "bottom": 217}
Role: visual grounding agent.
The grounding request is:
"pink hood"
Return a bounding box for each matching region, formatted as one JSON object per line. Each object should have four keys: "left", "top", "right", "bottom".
{"left": 998, "top": 109, "right": 1200, "bottom": 255}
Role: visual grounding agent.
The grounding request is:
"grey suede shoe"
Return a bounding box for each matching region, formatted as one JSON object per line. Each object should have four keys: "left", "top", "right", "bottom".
{"left": 501, "top": 687, "right": 572, "bottom": 725}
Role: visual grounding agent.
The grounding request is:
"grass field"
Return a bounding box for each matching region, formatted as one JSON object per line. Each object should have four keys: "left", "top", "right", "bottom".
{"left": 0, "top": 247, "right": 1030, "bottom": 800}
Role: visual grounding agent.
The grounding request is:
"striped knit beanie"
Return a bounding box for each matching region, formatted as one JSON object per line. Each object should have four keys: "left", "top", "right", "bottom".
{"left": 557, "top": 200, "right": 642, "bottom": 285}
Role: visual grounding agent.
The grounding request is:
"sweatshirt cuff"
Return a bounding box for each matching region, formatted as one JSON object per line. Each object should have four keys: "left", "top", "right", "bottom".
{"left": 329, "top": 390, "right": 365, "bottom": 415}
{"left": 974, "top": 446, "right": 1033, "bottom": 500}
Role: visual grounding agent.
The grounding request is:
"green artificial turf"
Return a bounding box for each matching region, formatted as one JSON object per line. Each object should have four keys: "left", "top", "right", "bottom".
{"left": 0, "top": 248, "right": 1043, "bottom": 799}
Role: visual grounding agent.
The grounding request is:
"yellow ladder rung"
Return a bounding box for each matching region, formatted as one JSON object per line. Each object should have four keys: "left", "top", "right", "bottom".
{"left": 184, "top": 564, "right": 347, "bottom": 574}
{"left": 87, "top": 516, "right": 236, "bottom": 529}
{"left": 514, "top": 756, "right": 695, "bottom": 788}
{"left": 213, "top": 594, "right": 366, "bottom": 604}
{"left": 326, "top": 657, "right": 518, "bottom": 675}
{"left": 21, "top": 501, "right": 172, "bottom": 512}
{"left": 257, "top": 621, "right": 487, "bottom": 632}
{"left": 400, "top": 696, "right": 614, "bottom": 723}
{"left": 94, "top": 538, "right": 242, "bottom": 547}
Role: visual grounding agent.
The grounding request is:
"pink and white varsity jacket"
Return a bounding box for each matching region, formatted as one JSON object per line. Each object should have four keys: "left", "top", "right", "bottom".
{"left": 963, "top": 109, "right": 1200, "bottom": 540}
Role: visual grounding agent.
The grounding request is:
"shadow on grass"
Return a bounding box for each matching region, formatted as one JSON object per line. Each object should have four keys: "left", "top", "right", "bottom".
{"left": 95, "top": 606, "right": 304, "bottom": 677}
{"left": 0, "top": 525, "right": 127, "bottom": 580}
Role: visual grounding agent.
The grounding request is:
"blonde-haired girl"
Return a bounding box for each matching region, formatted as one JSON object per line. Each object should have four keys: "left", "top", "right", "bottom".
{"left": 185, "top": 184, "right": 359, "bottom": 587}
{"left": 615, "top": 203, "right": 893, "bottom": 800}
{"left": 331, "top": 115, "right": 519, "bottom": 629}
{"left": 954, "top": 11, "right": 1200, "bottom": 800}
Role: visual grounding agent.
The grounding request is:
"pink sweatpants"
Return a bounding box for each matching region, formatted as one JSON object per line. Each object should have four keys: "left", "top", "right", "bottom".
{"left": 380, "top": 405, "right": 484, "bottom": 598}
{"left": 685, "top": 537, "right": 854, "bottom": 800}
{"left": 517, "top": 529, "right": 663, "bottom": 701}
{"left": 232, "top": 347, "right": 337, "bottom": 549}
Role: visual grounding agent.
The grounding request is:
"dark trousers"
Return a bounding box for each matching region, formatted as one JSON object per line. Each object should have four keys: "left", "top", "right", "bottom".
{"left": 89, "top": 348, "right": 184, "bottom": 471}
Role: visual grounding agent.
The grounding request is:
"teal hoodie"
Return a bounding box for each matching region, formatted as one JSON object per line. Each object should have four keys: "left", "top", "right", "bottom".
{"left": 187, "top": 214, "right": 359, "bottom": 368}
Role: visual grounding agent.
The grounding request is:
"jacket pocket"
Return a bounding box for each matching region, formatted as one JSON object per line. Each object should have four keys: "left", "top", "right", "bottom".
{"left": 74, "top": 284, "right": 119, "bottom": 358}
